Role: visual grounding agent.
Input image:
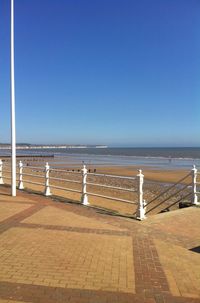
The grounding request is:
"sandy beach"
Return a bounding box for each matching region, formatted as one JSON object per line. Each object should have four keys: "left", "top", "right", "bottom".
{"left": 87, "top": 165, "right": 189, "bottom": 183}
{"left": 2, "top": 155, "right": 190, "bottom": 182}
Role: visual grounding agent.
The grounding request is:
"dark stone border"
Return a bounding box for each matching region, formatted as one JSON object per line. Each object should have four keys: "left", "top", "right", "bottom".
{"left": 0, "top": 281, "right": 135, "bottom": 303}
{"left": 0, "top": 204, "right": 45, "bottom": 235}
{"left": 17, "top": 222, "right": 131, "bottom": 236}
{"left": 0, "top": 281, "right": 199, "bottom": 303}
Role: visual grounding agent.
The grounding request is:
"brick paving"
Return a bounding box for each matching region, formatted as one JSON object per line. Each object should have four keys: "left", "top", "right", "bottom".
{"left": 0, "top": 186, "right": 200, "bottom": 303}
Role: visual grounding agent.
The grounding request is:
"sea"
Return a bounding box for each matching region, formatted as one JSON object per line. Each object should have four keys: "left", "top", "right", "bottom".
{"left": 0, "top": 147, "right": 200, "bottom": 170}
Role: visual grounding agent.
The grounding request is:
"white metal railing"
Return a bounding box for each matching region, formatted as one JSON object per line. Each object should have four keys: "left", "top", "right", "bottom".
{"left": 0, "top": 159, "right": 145, "bottom": 220}
{"left": 87, "top": 172, "right": 136, "bottom": 180}
{"left": 49, "top": 166, "right": 82, "bottom": 196}
{"left": 192, "top": 165, "right": 199, "bottom": 205}
{"left": 86, "top": 182, "right": 136, "bottom": 192}
{"left": 146, "top": 172, "right": 191, "bottom": 208}
{"left": 1, "top": 161, "right": 12, "bottom": 180}
{"left": 0, "top": 159, "right": 199, "bottom": 220}
{"left": 0, "top": 159, "right": 3, "bottom": 185}
{"left": 86, "top": 192, "right": 136, "bottom": 204}
{"left": 146, "top": 182, "right": 193, "bottom": 214}
{"left": 51, "top": 168, "right": 81, "bottom": 174}
{"left": 18, "top": 162, "right": 44, "bottom": 190}
{"left": 22, "top": 165, "right": 44, "bottom": 170}
{"left": 145, "top": 165, "right": 200, "bottom": 215}
{"left": 85, "top": 170, "right": 139, "bottom": 207}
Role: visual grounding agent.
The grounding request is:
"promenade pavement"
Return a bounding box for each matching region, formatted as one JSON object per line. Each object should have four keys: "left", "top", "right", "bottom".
{"left": 0, "top": 186, "right": 200, "bottom": 303}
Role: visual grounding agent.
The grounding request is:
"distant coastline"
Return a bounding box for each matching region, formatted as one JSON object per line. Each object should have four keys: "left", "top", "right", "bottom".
{"left": 0, "top": 144, "right": 108, "bottom": 150}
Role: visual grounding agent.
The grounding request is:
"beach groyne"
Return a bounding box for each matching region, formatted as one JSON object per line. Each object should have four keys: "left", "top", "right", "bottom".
{"left": 1, "top": 155, "right": 54, "bottom": 158}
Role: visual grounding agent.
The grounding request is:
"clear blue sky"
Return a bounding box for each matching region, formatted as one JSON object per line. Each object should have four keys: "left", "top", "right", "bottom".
{"left": 0, "top": 0, "right": 199, "bottom": 146}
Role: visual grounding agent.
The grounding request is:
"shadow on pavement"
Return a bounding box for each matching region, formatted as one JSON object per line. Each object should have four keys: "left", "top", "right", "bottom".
{"left": 190, "top": 246, "right": 200, "bottom": 254}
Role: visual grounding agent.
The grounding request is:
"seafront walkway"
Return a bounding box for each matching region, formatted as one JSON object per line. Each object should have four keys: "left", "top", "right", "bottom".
{"left": 0, "top": 186, "right": 200, "bottom": 303}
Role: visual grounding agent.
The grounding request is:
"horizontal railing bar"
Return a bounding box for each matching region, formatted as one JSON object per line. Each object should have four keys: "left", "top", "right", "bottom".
{"left": 22, "top": 173, "right": 44, "bottom": 179}
{"left": 87, "top": 182, "right": 136, "bottom": 192}
{"left": 51, "top": 168, "right": 81, "bottom": 174}
{"left": 3, "top": 163, "right": 21, "bottom": 166}
{"left": 146, "top": 172, "right": 191, "bottom": 206}
{"left": 50, "top": 176, "right": 81, "bottom": 184}
{"left": 195, "top": 191, "right": 200, "bottom": 194}
{"left": 2, "top": 164, "right": 44, "bottom": 170}
{"left": 87, "top": 192, "right": 136, "bottom": 204}
{"left": 87, "top": 172, "right": 136, "bottom": 180}
{"left": 50, "top": 184, "right": 81, "bottom": 193}
{"left": 23, "top": 180, "right": 44, "bottom": 186}
{"left": 23, "top": 166, "right": 44, "bottom": 170}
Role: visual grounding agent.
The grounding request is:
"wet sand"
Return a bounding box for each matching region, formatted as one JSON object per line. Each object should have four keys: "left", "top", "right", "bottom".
{"left": 2, "top": 155, "right": 191, "bottom": 183}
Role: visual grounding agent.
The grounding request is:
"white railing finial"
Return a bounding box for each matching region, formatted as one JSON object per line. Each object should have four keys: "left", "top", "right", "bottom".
{"left": 18, "top": 160, "right": 24, "bottom": 189}
{"left": 136, "top": 169, "right": 146, "bottom": 220}
{"left": 191, "top": 165, "right": 199, "bottom": 205}
{"left": 0, "top": 159, "right": 4, "bottom": 185}
{"left": 44, "top": 162, "right": 52, "bottom": 196}
{"left": 81, "top": 164, "right": 89, "bottom": 205}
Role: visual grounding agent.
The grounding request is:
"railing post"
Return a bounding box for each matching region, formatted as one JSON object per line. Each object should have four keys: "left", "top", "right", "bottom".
{"left": 136, "top": 169, "right": 146, "bottom": 220}
{"left": 81, "top": 164, "right": 89, "bottom": 205}
{"left": 44, "top": 162, "right": 51, "bottom": 196}
{"left": 0, "top": 159, "right": 4, "bottom": 184}
{"left": 18, "top": 161, "right": 24, "bottom": 189}
{"left": 191, "top": 165, "right": 199, "bottom": 205}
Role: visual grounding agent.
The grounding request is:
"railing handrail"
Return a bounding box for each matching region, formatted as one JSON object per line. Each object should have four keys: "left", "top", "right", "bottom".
{"left": 146, "top": 182, "right": 192, "bottom": 214}
{"left": 160, "top": 192, "right": 192, "bottom": 213}
{"left": 50, "top": 168, "right": 81, "bottom": 174}
{"left": 3, "top": 169, "right": 12, "bottom": 173}
{"left": 23, "top": 165, "right": 44, "bottom": 171}
{"left": 86, "top": 181, "right": 136, "bottom": 192}
{"left": 146, "top": 172, "right": 191, "bottom": 206}
{"left": 2, "top": 176, "right": 12, "bottom": 180}
{"left": 87, "top": 172, "right": 136, "bottom": 180}
{"left": 23, "top": 180, "right": 44, "bottom": 186}
{"left": 22, "top": 172, "right": 44, "bottom": 179}
{"left": 50, "top": 176, "right": 82, "bottom": 184}
{"left": 50, "top": 184, "right": 82, "bottom": 194}
{"left": 87, "top": 191, "right": 137, "bottom": 204}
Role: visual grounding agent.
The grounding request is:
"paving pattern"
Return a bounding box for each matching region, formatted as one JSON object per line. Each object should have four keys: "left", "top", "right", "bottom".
{"left": 0, "top": 228, "right": 134, "bottom": 293}
{"left": 155, "top": 239, "right": 200, "bottom": 299}
{"left": 21, "top": 206, "right": 126, "bottom": 230}
{"left": 0, "top": 203, "right": 32, "bottom": 222}
{"left": 0, "top": 186, "right": 200, "bottom": 303}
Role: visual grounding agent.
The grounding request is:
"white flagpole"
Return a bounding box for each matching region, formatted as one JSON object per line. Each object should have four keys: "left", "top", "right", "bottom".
{"left": 11, "top": 0, "right": 16, "bottom": 196}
